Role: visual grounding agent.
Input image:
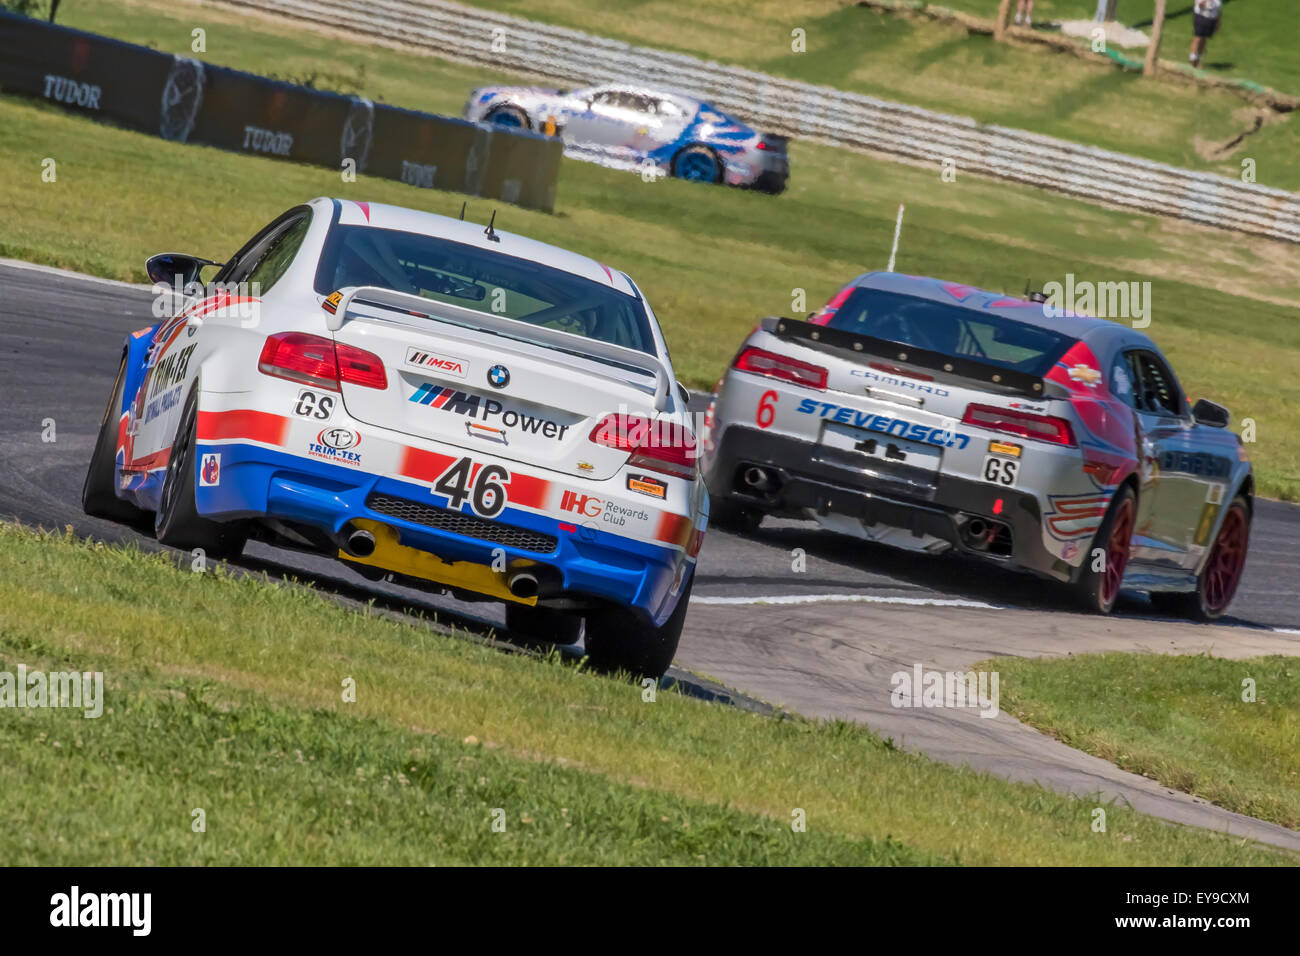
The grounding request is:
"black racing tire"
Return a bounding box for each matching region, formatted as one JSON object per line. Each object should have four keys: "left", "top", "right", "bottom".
{"left": 504, "top": 603, "right": 584, "bottom": 645}
{"left": 155, "top": 388, "right": 247, "bottom": 561}
{"left": 82, "top": 355, "right": 149, "bottom": 524}
{"left": 1071, "top": 484, "right": 1136, "bottom": 615}
{"left": 583, "top": 575, "right": 693, "bottom": 679}
{"left": 486, "top": 105, "right": 531, "bottom": 130}
{"left": 671, "top": 144, "right": 723, "bottom": 184}
{"left": 1150, "top": 495, "right": 1250, "bottom": 622}
{"left": 709, "top": 496, "right": 764, "bottom": 534}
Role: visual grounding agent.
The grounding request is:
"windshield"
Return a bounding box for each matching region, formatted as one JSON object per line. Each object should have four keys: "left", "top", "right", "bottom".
{"left": 827, "top": 289, "right": 1076, "bottom": 376}
{"left": 316, "top": 225, "right": 656, "bottom": 354}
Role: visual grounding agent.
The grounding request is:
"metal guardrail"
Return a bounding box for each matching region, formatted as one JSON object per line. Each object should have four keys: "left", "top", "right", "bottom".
{"left": 213, "top": 0, "right": 1300, "bottom": 243}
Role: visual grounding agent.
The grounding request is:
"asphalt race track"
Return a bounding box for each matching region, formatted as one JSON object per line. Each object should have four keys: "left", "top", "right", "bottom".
{"left": 3, "top": 260, "right": 1299, "bottom": 851}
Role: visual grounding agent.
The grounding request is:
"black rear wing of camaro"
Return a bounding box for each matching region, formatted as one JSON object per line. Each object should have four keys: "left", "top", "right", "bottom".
{"left": 763, "top": 316, "right": 1049, "bottom": 399}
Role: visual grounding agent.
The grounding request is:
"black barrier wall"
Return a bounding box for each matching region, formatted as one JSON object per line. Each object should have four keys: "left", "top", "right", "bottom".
{"left": 0, "top": 11, "right": 561, "bottom": 212}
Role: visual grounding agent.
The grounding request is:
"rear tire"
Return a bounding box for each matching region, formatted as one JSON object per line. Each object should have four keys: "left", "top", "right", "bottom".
{"left": 1150, "top": 495, "right": 1250, "bottom": 621}
{"left": 1071, "top": 485, "right": 1135, "bottom": 614}
{"left": 709, "top": 496, "right": 763, "bottom": 534}
{"left": 82, "top": 356, "right": 148, "bottom": 524}
{"left": 504, "top": 603, "right": 583, "bottom": 645}
{"left": 155, "top": 389, "right": 247, "bottom": 561}
{"left": 583, "top": 575, "right": 693, "bottom": 679}
{"left": 672, "top": 145, "right": 722, "bottom": 184}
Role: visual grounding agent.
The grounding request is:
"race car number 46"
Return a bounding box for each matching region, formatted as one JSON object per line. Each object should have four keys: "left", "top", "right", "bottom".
{"left": 982, "top": 455, "right": 1019, "bottom": 486}
{"left": 434, "top": 456, "right": 509, "bottom": 517}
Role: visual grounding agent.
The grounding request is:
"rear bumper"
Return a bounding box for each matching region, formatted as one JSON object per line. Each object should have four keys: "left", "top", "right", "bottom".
{"left": 196, "top": 440, "right": 690, "bottom": 623}
{"left": 705, "top": 424, "right": 1074, "bottom": 582}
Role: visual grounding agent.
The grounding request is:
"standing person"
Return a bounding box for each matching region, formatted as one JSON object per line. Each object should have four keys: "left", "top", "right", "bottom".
{"left": 1014, "top": 0, "right": 1034, "bottom": 27}
{"left": 1190, "top": 0, "right": 1223, "bottom": 68}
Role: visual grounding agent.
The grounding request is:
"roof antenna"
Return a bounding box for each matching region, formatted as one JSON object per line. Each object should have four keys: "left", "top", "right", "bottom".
{"left": 484, "top": 209, "right": 500, "bottom": 242}
{"left": 459, "top": 201, "right": 467, "bottom": 221}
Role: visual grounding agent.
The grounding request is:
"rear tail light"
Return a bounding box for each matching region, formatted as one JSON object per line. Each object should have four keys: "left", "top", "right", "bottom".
{"left": 258, "top": 332, "right": 387, "bottom": 391}
{"left": 335, "top": 341, "right": 388, "bottom": 389}
{"left": 962, "top": 403, "right": 1075, "bottom": 446}
{"left": 589, "top": 414, "right": 697, "bottom": 480}
{"left": 733, "top": 346, "right": 828, "bottom": 390}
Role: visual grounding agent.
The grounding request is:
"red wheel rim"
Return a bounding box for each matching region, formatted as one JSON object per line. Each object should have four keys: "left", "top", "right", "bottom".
{"left": 1203, "top": 505, "right": 1248, "bottom": 614}
{"left": 1102, "top": 498, "right": 1134, "bottom": 607}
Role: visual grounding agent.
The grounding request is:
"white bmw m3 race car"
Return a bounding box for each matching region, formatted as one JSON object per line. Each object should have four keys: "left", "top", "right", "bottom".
{"left": 702, "top": 272, "right": 1253, "bottom": 619}
{"left": 464, "top": 82, "right": 790, "bottom": 192}
{"left": 83, "top": 198, "right": 707, "bottom": 676}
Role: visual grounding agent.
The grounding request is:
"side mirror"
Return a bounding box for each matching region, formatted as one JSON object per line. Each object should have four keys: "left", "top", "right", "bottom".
{"left": 677, "top": 381, "right": 692, "bottom": 405}
{"left": 1191, "top": 398, "right": 1230, "bottom": 428}
{"left": 145, "top": 253, "right": 221, "bottom": 288}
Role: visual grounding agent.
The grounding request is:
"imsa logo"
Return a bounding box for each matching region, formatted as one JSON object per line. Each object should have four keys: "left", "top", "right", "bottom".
{"left": 406, "top": 347, "right": 468, "bottom": 379}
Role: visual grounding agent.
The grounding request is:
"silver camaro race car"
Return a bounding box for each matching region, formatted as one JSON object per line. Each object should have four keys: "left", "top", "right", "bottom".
{"left": 463, "top": 82, "right": 789, "bottom": 192}
{"left": 701, "top": 272, "right": 1253, "bottom": 619}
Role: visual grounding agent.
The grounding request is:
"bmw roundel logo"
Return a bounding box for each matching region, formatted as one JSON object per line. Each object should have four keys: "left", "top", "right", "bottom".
{"left": 487, "top": 364, "right": 510, "bottom": 389}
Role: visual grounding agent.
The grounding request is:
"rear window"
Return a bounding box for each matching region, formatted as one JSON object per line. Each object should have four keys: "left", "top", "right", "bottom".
{"left": 316, "top": 225, "right": 655, "bottom": 354}
{"left": 827, "top": 288, "right": 1076, "bottom": 376}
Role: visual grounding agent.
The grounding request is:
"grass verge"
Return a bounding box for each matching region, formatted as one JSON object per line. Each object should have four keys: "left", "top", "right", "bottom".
{"left": 4, "top": 0, "right": 1300, "bottom": 500}
{"left": 987, "top": 651, "right": 1300, "bottom": 830}
{"left": 0, "top": 521, "right": 1292, "bottom": 864}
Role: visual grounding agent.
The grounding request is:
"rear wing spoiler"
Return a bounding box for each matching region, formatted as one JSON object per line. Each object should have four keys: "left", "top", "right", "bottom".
{"left": 764, "top": 317, "right": 1047, "bottom": 398}
{"left": 326, "top": 285, "right": 672, "bottom": 411}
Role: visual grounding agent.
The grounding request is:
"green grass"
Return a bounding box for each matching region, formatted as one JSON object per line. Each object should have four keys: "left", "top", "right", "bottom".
{"left": 987, "top": 652, "right": 1300, "bottom": 831}
{"left": 458, "top": 0, "right": 1300, "bottom": 188}
{"left": 0, "top": 522, "right": 1292, "bottom": 865}
{"left": 4, "top": 0, "right": 1300, "bottom": 500}
{"left": 947, "top": 0, "right": 1300, "bottom": 97}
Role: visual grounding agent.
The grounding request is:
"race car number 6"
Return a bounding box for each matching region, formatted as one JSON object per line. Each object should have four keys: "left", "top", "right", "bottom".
{"left": 756, "top": 390, "right": 778, "bottom": 429}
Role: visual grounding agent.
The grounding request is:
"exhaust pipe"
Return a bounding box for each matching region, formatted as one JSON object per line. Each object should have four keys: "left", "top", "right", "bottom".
{"left": 960, "top": 517, "right": 992, "bottom": 551}
{"left": 342, "top": 528, "right": 376, "bottom": 558}
{"left": 743, "top": 466, "right": 774, "bottom": 492}
{"left": 507, "top": 571, "right": 540, "bottom": 600}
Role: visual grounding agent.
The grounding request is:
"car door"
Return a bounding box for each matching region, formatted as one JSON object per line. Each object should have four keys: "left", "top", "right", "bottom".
{"left": 560, "top": 88, "right": 628, "bottom": 149}
{"left": 644, "top": 96, "right": 692, "bottom": 151}
{"left": 129, "top": 210, "right": 309, "bottom": 470}
{"left": 1124, "top": 348, "right": 1204, "bottom": 568}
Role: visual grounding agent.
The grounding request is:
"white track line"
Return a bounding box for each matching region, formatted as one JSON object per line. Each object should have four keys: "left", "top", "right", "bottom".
{"left": 694, "top": 593, "right": 1003, "bottom": 610}
{"left": 694, "top": 593, "right": 1300, "bottom": 637}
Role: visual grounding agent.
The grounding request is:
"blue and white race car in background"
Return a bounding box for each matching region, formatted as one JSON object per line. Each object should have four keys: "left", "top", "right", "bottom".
{"left": 464, "top": 83, "right": 789, "bottom": 193}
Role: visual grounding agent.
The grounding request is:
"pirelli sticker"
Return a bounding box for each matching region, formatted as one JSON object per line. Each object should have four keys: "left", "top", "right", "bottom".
{"left": 988, "top": 440, "right": 1022, "bottom": 458}
{"left": 322, "top": 290, "right": 344, "bottom": 314}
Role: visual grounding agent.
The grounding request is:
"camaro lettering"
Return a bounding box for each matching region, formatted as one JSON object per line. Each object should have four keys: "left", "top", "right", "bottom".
{"left": 795, "top": 399, "right": 969, "bottom": 449}
{"left": 849, "top": 369, "right": 950, "bottom": 396}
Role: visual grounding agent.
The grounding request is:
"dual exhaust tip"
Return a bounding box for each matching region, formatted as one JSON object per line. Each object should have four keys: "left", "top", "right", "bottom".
{"left": 741, "top": 465, "right": 779, "bottom": 494}
{"left": 959, "top": 515, "right": 1009, "bottom": 552}
{"left": 339, "top": 524, "right": 553, "bottom": 599}
{"left": 342, "top": 528, "right": 376, "bottom": 558}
